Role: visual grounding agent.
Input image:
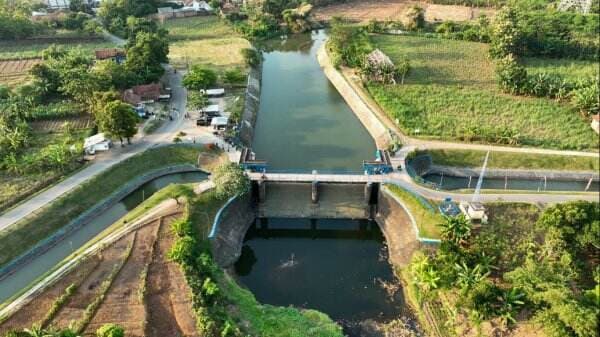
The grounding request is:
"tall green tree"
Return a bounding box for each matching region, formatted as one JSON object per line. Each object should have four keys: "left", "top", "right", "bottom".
{"left": 211, "top": 162, "right": 251, "bottom": 199}
{"left": 95, "top": 100, "right": 138, "bottom": 145}
{"left": 125, "top": 31, "right": 168, "bottom": 84}
{"left": 182, "top": 66, "right": 217, "bottom": 90}
{"left": 490, "top": 6, "right": 522, "bottom": 58}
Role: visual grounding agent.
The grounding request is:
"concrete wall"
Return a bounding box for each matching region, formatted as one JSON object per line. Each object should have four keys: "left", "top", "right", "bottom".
{"left": 210, "top": 193, "right": 256, "bottom": 268}
{"left": 239, "top": 66, "right": 262, "bottom": 146}
{"left": 317, "top": 44, "right": 392, "bottom": 149}
{"left": 0, "top": 165, "right": 203, "bottom": 281}
{"left": 258, "top": 182, "right": 370, "bottom": 219}
{"left": 375, "top": 188, "right": 420, "bottom": 267}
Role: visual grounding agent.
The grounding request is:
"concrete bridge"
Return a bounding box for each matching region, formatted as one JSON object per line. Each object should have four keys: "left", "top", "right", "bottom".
{"left": 247, "top": 172, "right": 385, "bottom": 183}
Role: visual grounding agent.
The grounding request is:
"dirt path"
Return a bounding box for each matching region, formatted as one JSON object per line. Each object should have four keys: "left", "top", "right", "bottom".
{"left": 145, "top": 214, "right": 198, "bottom": 337}
{"left": 83, "top": 220, "right": 161, "bottom": 337}
{"left": 48, "top": 233, "right": 135, "bottom": 330}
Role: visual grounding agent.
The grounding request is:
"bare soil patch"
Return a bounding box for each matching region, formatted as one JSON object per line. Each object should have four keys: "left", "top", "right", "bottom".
{"left": 312, "top": 0, "right": 495, "bottom": 23}
{"left": 145, "top": 214, "right": 198, "bottom": 337}
{"left": 0, "top": 257, "right": 100, "bottom": 334}
{"left": 48, "top": 233, "right": 135, "bottom": 329}
{"left": 30, "top": 115, "right": 94, "bottom": 132}
{"left": 83, "top": 220, "right": 161, "bottom": 337}
{"left": 0, "top": 58, "right": 41, "bottom": 87}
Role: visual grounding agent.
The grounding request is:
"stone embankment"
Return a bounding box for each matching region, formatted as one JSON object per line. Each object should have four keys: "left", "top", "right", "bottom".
{"left": 317, "top": 44, "right": 392, "bottom": 149}
{"left": 239, "top": 65, "right": 262, "bottom": 147}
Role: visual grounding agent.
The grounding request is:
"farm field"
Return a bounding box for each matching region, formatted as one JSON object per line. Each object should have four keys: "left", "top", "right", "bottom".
{"left": 366, "top": 34, "right": 599, "bottom": 150}
{"left": 0, "top": 125, "right": 91, "bottom": 214}
{"left": 164, "top": 16, "right": 250, "bottom": 70}
{"left": 0, "top": 212, "right": 197, "bottom": 337}
{"left": 312, "top": 0, "right": 495, "bottom": 23}
{"left": 0, "top": 38, "right": 117, "bottom": 61}
{"left": 0, "top": 59, "right": 42, "bottom": 88}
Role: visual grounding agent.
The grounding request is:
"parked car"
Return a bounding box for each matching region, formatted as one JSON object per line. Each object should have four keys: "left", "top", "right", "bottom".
{"left": 196, "top": 115, "right": 212, "bottom": 126}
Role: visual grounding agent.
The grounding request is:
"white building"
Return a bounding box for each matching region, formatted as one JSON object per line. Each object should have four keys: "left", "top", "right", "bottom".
{"left": 182, "top": 0, "right": 212, "bottom": 12}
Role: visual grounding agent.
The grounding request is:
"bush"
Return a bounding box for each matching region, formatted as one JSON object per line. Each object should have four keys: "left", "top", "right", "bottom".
{"left": 495, "top": 54, "right": 528, "bottom": 94}
{"left": 328, "top": 18, "right": 373, "bottom": 68}
{"left": 96, "top": 324, "right": 125, "bottom": 337}
{"left": 211, "top": 162, "right": 250, "bottom": 199}
{"left": 571, "top": 82, "right": 600, "bottom": 115}
{"left": 405, "top": 6, "right": 425, "bottom": 31}
{"left": 183, "top": 65, "right": 218, "bottom": 90}
{"left": 241, "top": 48, "right": 261, "bottom": 68}
{"left": 223, "top": 68, "right": 246, "bottom": 85}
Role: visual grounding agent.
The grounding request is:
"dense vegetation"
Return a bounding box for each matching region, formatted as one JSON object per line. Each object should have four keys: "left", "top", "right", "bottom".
{"left": 406, "top": 201, "right": 599, "bottom": 336}
{"left": 3, "top": 323, "right": 125, "bottom": 337}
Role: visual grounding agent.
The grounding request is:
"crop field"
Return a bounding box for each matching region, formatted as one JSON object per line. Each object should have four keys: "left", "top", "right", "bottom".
{"left": 0, "top": 213, "right": 198, "bottom": 337}
{"left": 312, "top": 0, "right": 495, "bottom": 23}
{"left": 0, "top": 38, "right": 117, "bottom": 60}
{"left": 367, "top": 34, "right": 599, "bottom": 150}
{"left": 165, "top": 16, "right": 250, "bottom": 70}
{"left": 522, "top": 57, "right": 599, "bottom": 82}
{"left": 0, "top": 58, "right": 41, "bottom": 87}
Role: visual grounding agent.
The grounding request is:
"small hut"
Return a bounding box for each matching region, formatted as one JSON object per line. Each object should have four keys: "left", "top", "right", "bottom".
{"left": 363, "top": 49, "right": 396, "bottom": 84}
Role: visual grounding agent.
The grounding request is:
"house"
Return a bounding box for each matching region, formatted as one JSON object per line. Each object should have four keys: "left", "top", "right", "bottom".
{"left": 122, "top": 83, "right": 162, "bottom": 105}
{"left": 592, "top": 114, "right": 600, "bottom": 134}
{"left": 181, "top": 0, "right": 213, "bottom": 11}
{"left": 94, "top": 48, "right": 126, "bottom": 64}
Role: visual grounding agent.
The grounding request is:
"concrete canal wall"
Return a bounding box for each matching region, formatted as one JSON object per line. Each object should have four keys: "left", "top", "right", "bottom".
{"left": 375, "top": 188, "right": 421, "bottom": 267}
{"left": 317, "top": 44, "right": 392, "bottom": 149}
{"left": 209, "top": 193, "right": 257, "bottom": 268}
{"left": 0, "top": 165, "right": 203, "bottom": 281}
{"left": 239, "top": 65, "right": 262, "bottom": 147}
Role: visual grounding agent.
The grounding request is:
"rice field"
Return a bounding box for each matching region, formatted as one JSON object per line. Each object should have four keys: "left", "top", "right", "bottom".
{"left": 367, "top": 34, "right": 599, "bottom": 150}
{"left": 164, "top": 16, "right": 250, "bottom": 70}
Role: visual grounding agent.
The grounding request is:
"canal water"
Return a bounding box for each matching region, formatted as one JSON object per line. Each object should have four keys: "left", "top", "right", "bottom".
{"left": 0, "top": 172, "right": 206, "bottom": 304}
{"left": 421, "top": 174, "right": 600, "bottom": 192}
{"left": 252, "top": 30, "right": 376, "bottom": 172}
{"left": 235, "top": 218, "right": 406, "bottom": 334}
{"left": 238, "top": 31, "right": 406, "bottom": 336}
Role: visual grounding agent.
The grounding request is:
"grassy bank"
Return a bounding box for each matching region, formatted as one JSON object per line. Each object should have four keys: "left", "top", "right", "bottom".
{"left": 0, "top": 145, "right": 208, "bottom": 268}
{"left": 422, "top": 149, "right": 600, "bottom": 171}
{"left": 367, "top": 34, "right": 598, "bottom": 150}
{"left": 164, "top": 16, "right": 250, "bottom": 70}
{"left": 385, "top": 184, "right": 443, "bottom": 239}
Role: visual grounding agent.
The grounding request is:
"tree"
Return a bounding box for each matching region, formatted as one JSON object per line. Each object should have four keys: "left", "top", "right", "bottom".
{"left": 92, "top": 60, "right": 138, "bottom": 90}
{"left": 187, "top": 91, "right": 208, "bottom": 111}
{"left": 328, "top": 18, "right": 373, "bottom": 68}
{"left": 405, "top": 6, "right": 425, "bottom": 31}
{"left": 96, "top": 324, "right": 124, "bottom": 337}
{"left": 0, "top": 84, "right": 10, "bottom": 99}
{"left": 490, "top": 6, "right": 522, "bottom": 59}
{"left": 95, "top": 100, "right": 138, "bottom": 145}
{"left": 125, "top": 31, "right": 168, "bottom": 84}
{"left": 211, "top": 162, "right": 251, "bottom": 199}
{"left": 183, "top": 66, "right": 217, "bottom": 90}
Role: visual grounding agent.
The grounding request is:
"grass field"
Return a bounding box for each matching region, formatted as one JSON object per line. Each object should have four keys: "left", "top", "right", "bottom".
{"left": 422, "top": 149, "right": 600, "bottom": 171}
{"left": 164, "top": 16, "right": 250, "bottom": 70}
{"left": 367, "top": 34, "right": 599, "bottom": 150}
{"left": 385, "top": 184, "right": 443, "bottom": 239}
{"left": 0, "top": 40, "right": 117, "bottom": 60}
{"left": 0, "top": 145, "right": 209, "bottom": 268}
{"left": 522, "top": 57, "right": 599, "bottom": 82}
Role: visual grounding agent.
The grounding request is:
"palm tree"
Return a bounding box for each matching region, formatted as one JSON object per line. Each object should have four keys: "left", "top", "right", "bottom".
{"left": 498, "top": 288, "right": 525, "bottom": 326}
{"left": 438, "top": 215, "right": 472, "bottom": 247}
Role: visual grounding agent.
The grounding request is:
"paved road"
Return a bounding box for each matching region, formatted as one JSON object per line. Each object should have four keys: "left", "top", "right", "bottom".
{"left": 0, "top": 69, "right": 188, "bottom": 232}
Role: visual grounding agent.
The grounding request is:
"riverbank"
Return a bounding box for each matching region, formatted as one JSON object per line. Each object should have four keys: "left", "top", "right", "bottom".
{"left": 317, "top": 44, "right": 392, "bottom": 149}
